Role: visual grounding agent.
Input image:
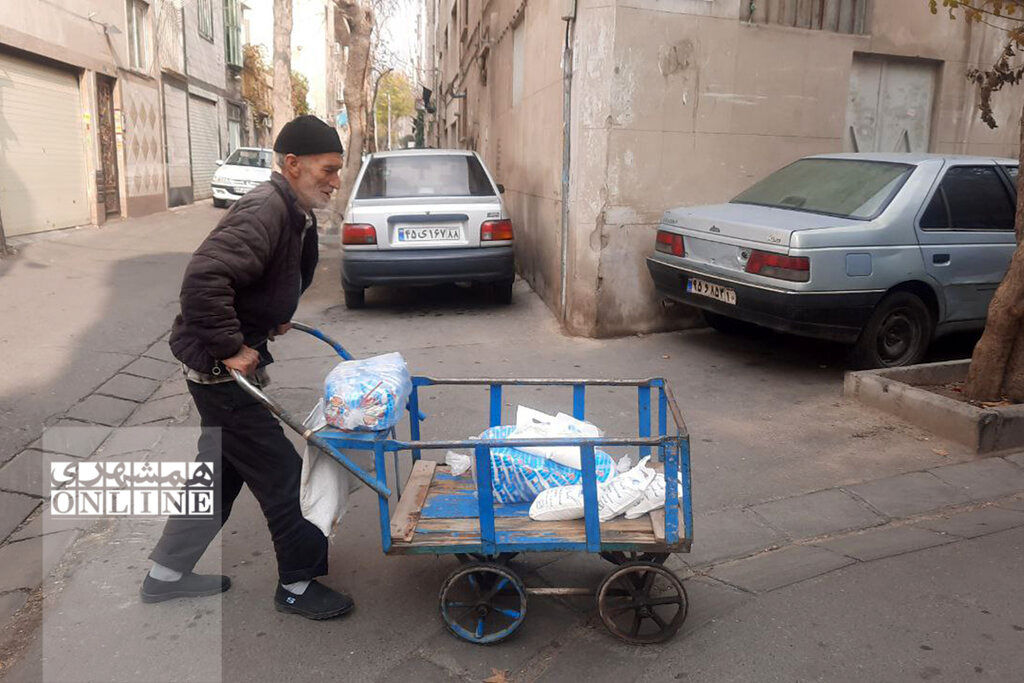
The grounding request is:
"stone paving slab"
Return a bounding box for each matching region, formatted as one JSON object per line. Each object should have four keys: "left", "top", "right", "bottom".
{"left": 64, "top": 395, "right": 137, "bottom": 427}
{"left": 149, "top": 376, "right": 188, "bottom": 401}
{"left": 380, "top": 656, "right": 461, "bottom": 682}
{"left": 0, "top": 590, "right": 28, "bottom": 626}
{"left": 0, "top": 491, "right": 41, "bottom": 542}
{"left": 123, "top": 394, "right": 191, "bottom": 427}
{"left": 121, "top": 356, "right": 178, "bottom": 381}
{"left": 1006, "top": 452, "right": 1024, "bottom": 468}
{"left": 96, "top": 374, "right": 159, "bottom": 403}
{"left": 0, "top": 530, "right": 81, "bottom": 592}
{"left": 929, "top": 458, "right": 1024, "bottom": 501}
{"left": 750, "top": 489, "right": 883, "bottom": 539}
{"left": 914, "top": 506, "right": 1024, "bottom": 539}
{"left": 0, "top": 450, "right": 48, "bottom": 498}
{"left": 33, "top": 423, "right": 112, "bottom": 458}
{"left": 142, "top": 340, "right": 178, "bottom": 364}
{"left": 845, "top": 471, "right": 971, "bottom": 518}
{"left": 996, "top": 494, "right": 1024, "bottom": 511}
{"left": 814, "top": 525, "right": 953, "bottom": 562}
{"left": 9, "top": 506, "right": 96, "bottom": 542}
{"left": 679, "top": 508, "right": 786, "bottom": 566}
{"left": 707, "top": 546, "right": 855, "bottom": 593}
{"left": 93, "top": 427, "right": 166, "bottom": 460}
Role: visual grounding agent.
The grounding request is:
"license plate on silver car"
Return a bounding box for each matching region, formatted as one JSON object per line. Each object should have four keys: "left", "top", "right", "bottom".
{"left": 397, "top": 227, "right": 460, "bottom": 242}
{"left": 687, "top": 278, "right": 736, "bottom": 305}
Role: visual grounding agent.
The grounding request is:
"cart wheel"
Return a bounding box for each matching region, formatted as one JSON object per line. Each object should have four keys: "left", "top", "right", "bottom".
{"left": 596, "top": 562, "right": 688, "bottom": 644}
{"left": 599, "top": 551, "right": 669, "bottom": 566}
{"left": 439, "top": 563, "right": 527, "bottom": 644}
{"left": 456, "top": 552, "right": 518, "bottom": 565}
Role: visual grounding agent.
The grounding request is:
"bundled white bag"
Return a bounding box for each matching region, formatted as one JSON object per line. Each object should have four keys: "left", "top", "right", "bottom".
{"left": 529, "top": 457, "right": 656, "bottom": 523}
{"left": 300, "top": 400, "right": 357, "bottom": 537}
{"left": 510, "top": 405, "right": 603, "bottom": 469}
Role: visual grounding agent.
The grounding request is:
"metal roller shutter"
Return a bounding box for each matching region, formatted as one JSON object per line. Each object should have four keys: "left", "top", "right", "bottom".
{"left": 163, "top": 81, "right": 192, "bottom": 206}
{"left": 188, "top": 96, "right": 220, "bottom": 200}
{"left": 0, "top": 53, "right": 90, "bottom": 236}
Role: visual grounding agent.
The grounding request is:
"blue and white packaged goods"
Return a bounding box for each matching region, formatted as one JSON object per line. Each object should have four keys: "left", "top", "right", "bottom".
{"left": 323, "top": 352, "right": 413, "bottom": 432}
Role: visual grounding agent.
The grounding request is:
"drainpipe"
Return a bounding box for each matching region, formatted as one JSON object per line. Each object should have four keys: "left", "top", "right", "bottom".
{"left": 559, "top": 0, "right": 577, "bottom": 322}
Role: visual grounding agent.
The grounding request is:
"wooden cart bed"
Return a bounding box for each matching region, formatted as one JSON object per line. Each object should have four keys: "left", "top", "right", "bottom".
{"left": 387, "top": 460, "right": 683, "bottom": 554}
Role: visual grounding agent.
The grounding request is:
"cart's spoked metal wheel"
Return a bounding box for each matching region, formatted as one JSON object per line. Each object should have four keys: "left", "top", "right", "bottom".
{"left": 599, "top": 551, "right": 669, "bottom": 566}
{"left": 455, "top": 552, "right": 518, "bottom": 565}
{"left": 439, "top": 563, "right": 527, "bottom": 644}
{"left": 596, "top": 562, "right": 688, "bottom": 644}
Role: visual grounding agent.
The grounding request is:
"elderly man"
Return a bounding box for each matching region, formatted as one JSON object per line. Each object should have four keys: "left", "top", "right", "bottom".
{"left": 141, "top": 116, "right": 351, "bottom": 620}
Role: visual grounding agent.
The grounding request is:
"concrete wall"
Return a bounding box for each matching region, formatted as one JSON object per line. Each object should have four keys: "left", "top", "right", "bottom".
{"left": 569, "top": 0, "right": 1024, "bottom": 336}
{"left": 184, "top": 0, "right": 226, "bottom": 91}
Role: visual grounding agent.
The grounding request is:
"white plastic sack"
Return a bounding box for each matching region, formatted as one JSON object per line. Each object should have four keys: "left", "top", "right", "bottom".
{"left": 529, "top": 457, "right": 656, "bottom": 523}
{"left": 323, "top": 352, "right": 412, "bottom": 432}
{"left": 509, "top": 405, "right": 603, "bottom": 469}
{"left": 300, "top": 400, "right": 352, "bottom": 537}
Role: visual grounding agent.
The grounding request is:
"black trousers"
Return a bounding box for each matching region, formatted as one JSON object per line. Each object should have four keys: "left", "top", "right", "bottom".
{"left": 149, "top": 381, "right": 328, "bottom": 584}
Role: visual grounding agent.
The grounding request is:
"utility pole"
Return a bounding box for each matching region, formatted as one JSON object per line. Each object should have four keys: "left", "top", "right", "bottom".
{"left": 387, "top": 92, "right": 392, "bottom": 151}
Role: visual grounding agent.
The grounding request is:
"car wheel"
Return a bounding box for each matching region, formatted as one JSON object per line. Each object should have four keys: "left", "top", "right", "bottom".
{"left": 703, "top": 310, "right": 758, "bottom": 335}
{"left": 213, "top": 198, "right": 227, "bottom": 208}
{"left": 344, "top": 287, "right": 366, "bottom": 309}
{"left": 851, "top": 292, "right": 933, "bottom": 369}
{"left": 491, "top": 278, "right": 514, "bottom": 305}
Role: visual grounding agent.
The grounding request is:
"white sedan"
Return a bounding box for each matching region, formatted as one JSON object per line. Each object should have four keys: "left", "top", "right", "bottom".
{"left": 211, "top": 147, "right": 273, "bottom": 208}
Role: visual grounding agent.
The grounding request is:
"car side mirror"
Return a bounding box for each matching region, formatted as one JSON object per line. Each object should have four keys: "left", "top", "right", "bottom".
{"left": 496, "top": 183, "right": 505, "bottom": 194}
{"left": 215, "top": 159, "right": 224, "bottom": 166}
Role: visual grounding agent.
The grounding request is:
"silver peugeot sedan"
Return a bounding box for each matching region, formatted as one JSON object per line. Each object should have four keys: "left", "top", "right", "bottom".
{"left": 339, "top": 149, "right": 514, "bottom": 308}
{"left": 647, "top": 153, "right": 1018, "bottom": 368}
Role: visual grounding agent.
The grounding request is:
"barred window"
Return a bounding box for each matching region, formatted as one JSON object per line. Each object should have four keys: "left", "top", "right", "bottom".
{"left": 745, "top": 0, "right": 870, "bottom": 35}
{"left": 125, "top": 0, "right": 149, "bottom": 70}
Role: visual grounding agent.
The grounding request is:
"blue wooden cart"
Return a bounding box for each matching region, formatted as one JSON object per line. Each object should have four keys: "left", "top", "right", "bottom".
{"left": 233, "top": 324, "right": 693, "bottom": 644}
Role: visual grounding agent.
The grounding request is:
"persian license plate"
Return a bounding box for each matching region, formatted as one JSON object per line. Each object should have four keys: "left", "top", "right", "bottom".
{"left": 397, "top": 226, "right": 460, "bottom": 242}
{"left": 687, "top": 278, "right": 736, "bottom": 305}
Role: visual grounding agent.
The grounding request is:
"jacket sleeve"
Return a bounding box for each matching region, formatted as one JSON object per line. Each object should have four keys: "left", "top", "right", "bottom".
{"left": 178, "top": 208, "right": 280, "bottom": 360}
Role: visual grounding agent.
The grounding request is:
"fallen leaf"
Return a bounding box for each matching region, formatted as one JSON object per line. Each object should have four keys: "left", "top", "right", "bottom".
{"left": 484, "top": 670, "right": 510, "bottom": 683}
{"left": 932, "top": 448, "right": 949, "bottom": 456}
{"left": 662, "top": 354, "right": 671, "bottom": 359}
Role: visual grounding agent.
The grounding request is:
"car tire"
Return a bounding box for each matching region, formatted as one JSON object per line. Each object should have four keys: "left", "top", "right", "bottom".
{"left": 213, "top": 198, "right": 227, "bottom": 208}
{"left": 492, "top": 278, "right": 514, "bottom": 305}
{"left": 851, "top": 292, "right": 934, "bottom": 369}
{"left": 702, "top": 310, "right": 759, "bottom": 335}
{"left": 344, "top": 287, "right": 366, "bottom": 309}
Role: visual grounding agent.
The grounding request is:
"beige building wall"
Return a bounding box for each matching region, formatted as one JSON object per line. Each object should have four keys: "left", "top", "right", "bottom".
{"left": 432, "top": 0, "right": 1024, "bottom": 336}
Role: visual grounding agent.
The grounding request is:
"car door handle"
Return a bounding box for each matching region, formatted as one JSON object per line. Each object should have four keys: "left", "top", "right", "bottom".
{"left": 932, "top": 253, "right": 950, "bottom": 265}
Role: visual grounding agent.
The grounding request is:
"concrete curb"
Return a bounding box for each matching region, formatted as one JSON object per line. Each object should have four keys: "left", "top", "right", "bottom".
{"left": 844, "top": 359, "right": 1024, "bottom": 453}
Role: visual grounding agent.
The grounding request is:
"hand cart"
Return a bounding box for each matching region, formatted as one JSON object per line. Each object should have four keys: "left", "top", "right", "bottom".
{"left": 232, "top": 323, "right": 693, "bottom": 644}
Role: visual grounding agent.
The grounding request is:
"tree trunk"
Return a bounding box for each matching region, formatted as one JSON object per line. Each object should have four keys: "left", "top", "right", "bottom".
{"left": 271, "top": 0, "right": 294, "bottom": 142}
{"left": 332, "top": 0, "right": 374, "bottom": 228}
{"left": 964, "top": 99, "right": 1024, "bottom": 401}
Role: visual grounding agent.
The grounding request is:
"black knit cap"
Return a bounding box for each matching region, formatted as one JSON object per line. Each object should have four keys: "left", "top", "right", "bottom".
{"left": 273, "top": 115, "right": 344, "bottom": 156}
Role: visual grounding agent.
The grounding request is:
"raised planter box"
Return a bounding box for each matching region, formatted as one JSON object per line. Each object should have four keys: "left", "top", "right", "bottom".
{"left": 844, "top": 359, "right": 1024, "bottom": 454}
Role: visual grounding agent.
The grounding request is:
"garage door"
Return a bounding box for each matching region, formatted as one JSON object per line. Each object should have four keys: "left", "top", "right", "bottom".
{"left": 163, "top": 81, "right": 192, "bottom": 206}
{"left": 0, "top": 53, "right": 90, "bottom": 236}
{"left": 189, "top": 95, "right": 220, "bottom": 200}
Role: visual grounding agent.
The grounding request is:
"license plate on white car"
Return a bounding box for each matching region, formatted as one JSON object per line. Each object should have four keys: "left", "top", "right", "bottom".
{"left": 687, "top": 278, "right": 736, "bottom": 305}
{"left": 397, "top": 227, "right": 460, "bottom": 242}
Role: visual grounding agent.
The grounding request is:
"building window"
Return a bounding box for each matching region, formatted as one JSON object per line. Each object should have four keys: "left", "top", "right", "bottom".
{"left": 224, "top": 0, "right": 243, "bottom": 66}
{"left": 227, "top": 104, "right": 243, "bottom": 153}
{"left": 511, "top": 21, "right": 525, "bottom": 107}
{"left": 198, "top": 0, "right": 214, "bottom": 41}
{"left": 746, "top": 0, "right": 870, "bottom": 35}
{"left": 125, "top": 0, "right": 149, "bottom": 71}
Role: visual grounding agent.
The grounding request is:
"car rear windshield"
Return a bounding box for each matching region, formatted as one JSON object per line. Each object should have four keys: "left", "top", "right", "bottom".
{"left": 225, "top": 149, "right": 272, "bottom": 168}
{"left": 355, "top": 155, "right": 496, "bottom": 199}
{"left": 731, "top": 159, "right": 914, "bottom": 220}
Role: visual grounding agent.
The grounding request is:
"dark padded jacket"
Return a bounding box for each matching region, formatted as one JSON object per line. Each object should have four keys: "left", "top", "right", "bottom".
{"left": 169, "top": 172, "right": 318, "bottom": 374}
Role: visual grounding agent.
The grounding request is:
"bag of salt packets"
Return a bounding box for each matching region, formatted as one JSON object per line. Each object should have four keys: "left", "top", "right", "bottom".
{"left": 323, "top": 352, "right": 413, "bottom": 432}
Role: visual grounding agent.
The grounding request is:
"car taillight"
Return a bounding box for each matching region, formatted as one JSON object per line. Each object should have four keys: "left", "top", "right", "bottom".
{"left": 744, "top": 249, "right": 810, "bottom": 282}
{"left": 481, "top": 219, "right": 514, "bottom": 241}
{"left": 342, "top": 223, "right": 377, "bottom": 245}
{"left": 655, "top": 230, "right": 684, "bottom": 257}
